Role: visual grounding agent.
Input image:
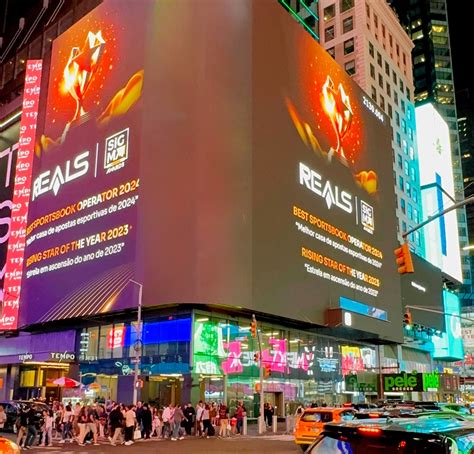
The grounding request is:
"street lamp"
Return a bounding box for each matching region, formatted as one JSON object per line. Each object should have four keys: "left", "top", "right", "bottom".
{"left": 129, "top": 279, "right": 143, "bottom": 405}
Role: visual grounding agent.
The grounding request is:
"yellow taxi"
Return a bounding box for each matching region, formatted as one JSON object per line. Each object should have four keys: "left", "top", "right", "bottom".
{"left": 0, "top": 437, "right": 20, "bottom": 454}
{"left": 294, "top": 407, "right": 356, "bottom": 451}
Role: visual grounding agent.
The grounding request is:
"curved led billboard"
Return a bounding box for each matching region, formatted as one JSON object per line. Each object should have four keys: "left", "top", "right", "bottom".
{"left": 19, "top": 0, "right": 402, "bottom": 341}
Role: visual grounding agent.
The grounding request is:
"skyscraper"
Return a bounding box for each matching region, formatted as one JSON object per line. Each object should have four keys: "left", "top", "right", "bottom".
{"left": 318, "top": 0, "right": 425, "bottom": 257}
{"left": 390, "top": 0, "right": 471, "bottom": 301}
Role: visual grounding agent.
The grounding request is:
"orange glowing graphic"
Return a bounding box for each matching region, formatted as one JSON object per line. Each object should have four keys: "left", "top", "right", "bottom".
{"left": 63, "top": 30, "right": 106, "bottom": 121}
{"left": 97, "top": 69, "right": 144, "bottom": 126}
{"left": 355, "top": 170, "right": 378, "bottom": 195}
{"left": 321, "top": 76, "right": 353, "bottom": 165}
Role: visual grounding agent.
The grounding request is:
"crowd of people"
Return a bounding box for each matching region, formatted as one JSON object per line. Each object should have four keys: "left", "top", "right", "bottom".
{"left": 9, "top": 399, "right": 249, "bottom": 449}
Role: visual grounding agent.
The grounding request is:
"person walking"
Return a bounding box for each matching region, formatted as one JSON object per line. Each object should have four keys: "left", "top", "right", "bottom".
{"left": 141, "top": 403, "right": 152, "bottom": 439}
{"left": 218, "top": 403, "right": 229, "bottom": 438}
{"left": 40, "top": 410, "right": 54, "bottom": 447}
{"left": 202, "top": 404, "right": 212, "bottom": 438}
{"left": 162, "top": 404, "right": 173, "bottom": 439}
{"left": 60, "top": 404, "right": 74, "bottom": 443}
{"left": 24, "top": 406, "right": 38, "bottom": 449}
{"left": 183, "top": 403, "right": 195, "bottom": 436}
{"left": 124, "top": 405, "right": 136, "bottom": 446}
{"left": 16, "top": 407, "right": 28, "bottom": 448}
{"left": 108, "top": 403, "right": 125, "bottom": 446}
{"left": 236, "top": 402, "right": 246, "bottom": 435}
{"left": 171, "top": 404, "right": 186, "bottom": 441}
{"left": 135, "top": 401, "right": 143, "bottom": 437}
{"left": 195, "top": 401, "right": 204, "bottom": 437}
{"left": 77, "top": 407, "right": 88, "bottom": 447}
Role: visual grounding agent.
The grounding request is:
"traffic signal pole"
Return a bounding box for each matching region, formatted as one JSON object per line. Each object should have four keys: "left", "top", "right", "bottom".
{"left": 402, "top": 195, "right": 474, "bottom": 240}
{"left": 252, "top": 314, "right": 265, "bottom": 434}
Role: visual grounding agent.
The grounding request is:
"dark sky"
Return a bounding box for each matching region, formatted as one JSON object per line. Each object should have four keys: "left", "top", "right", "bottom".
{"left": 447, "top": 0, "right": 474, "bottom": 93}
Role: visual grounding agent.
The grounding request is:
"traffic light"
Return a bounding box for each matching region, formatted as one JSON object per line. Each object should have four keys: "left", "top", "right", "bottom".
{"left": 250, "top": 317, "right": 257, "bottom": 338}
{"left": 403, "top": 310, "right": 413, "bottom": 328}
{"left": 264, "top": 364, "right": 272, "bottom": 378}
{"left": 394, "top": 242, "right": 414, "bottom": 274}
{"left": 253, "top": 352, "right": 260, "bottom": 363}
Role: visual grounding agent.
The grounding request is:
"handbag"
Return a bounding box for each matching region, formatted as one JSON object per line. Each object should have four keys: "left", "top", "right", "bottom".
{"left": 134, "top": 429, "right": 142, "bottom": 440}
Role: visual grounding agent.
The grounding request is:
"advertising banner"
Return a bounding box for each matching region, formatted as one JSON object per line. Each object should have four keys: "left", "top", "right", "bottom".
{"left": 21, "top": 2, "right": 150, "bottom": 325}
{"left": 1, "top": 60, "right": 42, "bottom": 330}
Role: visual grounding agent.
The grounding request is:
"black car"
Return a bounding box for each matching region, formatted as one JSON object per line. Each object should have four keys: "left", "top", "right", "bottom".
{"left": 0, "top": 401, "right": 49, "bottom": 432}
{"left": 305, "top": 417, "right": 474, "bottom": 453}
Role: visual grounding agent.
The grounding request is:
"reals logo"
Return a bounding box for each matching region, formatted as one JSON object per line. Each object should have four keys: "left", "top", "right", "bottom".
{"left": 32, "top": 151, "right": 90, "bottom": 200}
{"left": 104, "top": 128, "right": 129, "bottom": 174}
{"left": 299, "top": 162, "right": 353, "bottom": 214}
{"left": 360, "top": 200, "right": 375, "bottom": 235}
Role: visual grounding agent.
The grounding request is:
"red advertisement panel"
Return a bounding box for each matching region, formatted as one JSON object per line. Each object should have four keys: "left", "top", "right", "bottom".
{"left": 0, "top": 60, "right": 42, "bottom": 330}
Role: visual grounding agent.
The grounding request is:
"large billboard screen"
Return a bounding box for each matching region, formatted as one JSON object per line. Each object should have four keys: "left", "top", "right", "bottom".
{"left": 20, "top": 1, "right": 150, "bottom": 325}
{"left": 250, "top": 1, "right": 401, "bottom": 341}
{"left": 20, "top": 0, "right": 401, "bottom": 341}
{"left": 416, "top": 103, "right": 462, "bottom": 283}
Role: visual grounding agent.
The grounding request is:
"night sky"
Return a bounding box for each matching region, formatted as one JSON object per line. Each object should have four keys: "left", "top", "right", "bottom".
{"left": 447, "top": 0, "right": 474, "bottom": 94}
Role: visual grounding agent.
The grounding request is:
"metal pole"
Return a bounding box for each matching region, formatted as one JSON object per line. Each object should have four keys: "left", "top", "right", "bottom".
{"left": 403, "top": 195, "right": 474, "bottom": 239}
{"left": 131, "top": 280, "right": 143, "bottom": 405}
{"left": 254, "top": 315, "right": 265, "bottom": 434}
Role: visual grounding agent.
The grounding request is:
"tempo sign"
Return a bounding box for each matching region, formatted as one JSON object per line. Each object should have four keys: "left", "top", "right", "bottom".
{"left": 383, "top": 372, "right": 439, "bottom": 392}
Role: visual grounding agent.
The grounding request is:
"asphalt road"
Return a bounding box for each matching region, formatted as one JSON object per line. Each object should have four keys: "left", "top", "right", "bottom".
{"left": 2, "top": 434, "right": 303, "bottom": 453}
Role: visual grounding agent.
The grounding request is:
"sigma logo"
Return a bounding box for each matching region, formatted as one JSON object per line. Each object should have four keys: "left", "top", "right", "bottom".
{"left": 299, "top": 162, "right": 353, "bottom": 214}
{"left": 104, "top": 128, "right": 129, "bottom": 174}
{"left": 32, "top": 151, "right": 90, "bottom": 200}
{"left": 360, "top": 200, "right": 375, "bottom": 235}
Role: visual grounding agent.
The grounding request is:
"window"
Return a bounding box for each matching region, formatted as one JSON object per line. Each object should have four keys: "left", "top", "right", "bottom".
{"left": 404, "top": 160, "right": 409, "bottom": 176}
{"left": 407, "top": 204, "right": 413, "bottom": 220}
{"left": 409, "top": 146, "right": 414, "bottom": 160}
{"left": 378, "top": 74, "right": 383, "bottom": 88}
{"left": 401, "top": 99, "right": 405, "bottom": 113}
{"left": 370, "top": 63, "right": 375, "bottom": 79}
{"left": 324, "top": 4, "right": 336, "bottom": 20}
{"left": 382, "top": 24, "right": 386, "bottom": 39}
{"left": 402, "top": 221, "right": 407, "bottom": 233}
{"left": 344, "top": 38, "right": 355, "bottom": 55}
{"left": 395, "top": 111, "right": 400, "bottom": 127}
{"left": 377, "top": 52, "right": 382, "bottom": 67}
{"left": 386, "top": 82, "right": 391, "bottom": 97}
{"left": 410, "top": 167, "right": 416, "bottom": 181}
{"left": 369, "top": 42, "right": 374, "bottom": 57}
{"left": 343, "top": 16, "right": 354, "bottom": 33}
{"left": 406, "top": 106, "right": 411, "bottom": 120}
{"left": 345, "top": 60, "right": 356, "bottom": 76}
{"left": 341, "top": 0, "right": 354, "bottom": 12}
{"left": 366, "top": 3, "right": 370, "bottom": 18}
{"left": 402, "top": 119, "right": 407, "bottom": 134}
{"left": 406, "top": 86, "right": 410, "bottom": 99}
{"left": 379, "top": 95, "right": 385, "bottom": 110}
{"left": 327, "top": 47, "right": 335, "bottom": 58}
{"left": 397, "top": 154, "right": 402, "bottom": 169}
{"left": 374, "top": 13, "right": 378, "bottom": 29}
{"left": 396, "top": 43, "right": 400, "bottom": 56}
{"left": 402, "top": 139, "right": 408, "bottom": 154}
{"left": 394, "top": 91, "right": 399, "bottom": 105}
{"left": 399, "top": 79, "right": 404, "bottom": 92}
{"left": 412, "top": 189, "right": 417, "bottom": 203}
{"left": 392, "top": 70, "right": 397, "bottom": 84}
{"left": 325, "top": 25, "right": 335, "bottom": 41}
{"left": 399, "top": 176, "right": 404, "bottom": 191}
{"left": 400, "top": 198, "right": 406, "bottom": 214}
{"left": 396, "top": 132, "right": 401, "bottom": 146}
{"left": 414, "top": 208, "right": 419, "bottom": 224}
{"left": 406, "top": 181, "right": 411, "bottom": 197}
{"left": 388, "top": 103, "right": 393, "bottom": 118}
{"left": 403, "top": 53, "right": 407, "bottom": 65}
{"left": 371, "top": 86, "right": 377, "bottom": 101}
{"left": 385, "top": 62, "right": 390, "bottom": 76}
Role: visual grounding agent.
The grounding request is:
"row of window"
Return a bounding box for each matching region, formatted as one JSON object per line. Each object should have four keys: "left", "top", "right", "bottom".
{"left": 323, "top": 0, "right": 354, "bottom": 21}
{"left": 365, "top": 2, "right": 408, "bottom": 76}
{"left": 324, "top": 15, "right": 354, "bottom": 41}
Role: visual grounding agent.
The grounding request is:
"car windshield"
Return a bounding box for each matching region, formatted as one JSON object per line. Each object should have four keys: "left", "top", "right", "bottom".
{"left": 308, "top": 434, "right": 446, "bottom": 454}
{"left": 301, "top": 412, "right": 334, "bottom": 423}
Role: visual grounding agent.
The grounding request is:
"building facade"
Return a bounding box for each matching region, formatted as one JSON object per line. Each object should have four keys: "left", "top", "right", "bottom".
{"left": 318, "top": 0, "right": 425, "bottom": 257}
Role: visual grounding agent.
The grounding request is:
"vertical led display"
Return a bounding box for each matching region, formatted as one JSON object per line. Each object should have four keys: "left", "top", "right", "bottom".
{"left": 0, "top": 60, "right": 42, "bottom": 330}
{"left": 416, "top": 103, "right": 462, "bottom": 283}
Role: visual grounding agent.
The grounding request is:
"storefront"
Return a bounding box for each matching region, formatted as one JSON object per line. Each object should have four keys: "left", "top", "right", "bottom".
{"left": 0, "top": 330, "right": 76, "bottom": 401}
{"left": 382, "top": 371, "right": 440, "bottom": 401}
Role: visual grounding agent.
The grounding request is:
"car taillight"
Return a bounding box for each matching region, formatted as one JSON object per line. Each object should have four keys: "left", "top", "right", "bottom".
{"left": 368, "top": 413, "right": 379, "bottom": 418}
{"left": 358, "top": 426, "right": 382, "bottom": 436}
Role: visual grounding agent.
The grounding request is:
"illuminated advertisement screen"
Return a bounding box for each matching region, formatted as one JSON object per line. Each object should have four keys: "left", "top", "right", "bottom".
{"left": 433, "top": 290, "right": 464, "bottom": 361}
{"left": 20, "top": 1, "right": 150, "bottom": 325}
{"left": 415, "top": 103, "right": 462, "bottom": 283}
{"left": 250, "top": 1, "right": 401, "bottom": 341}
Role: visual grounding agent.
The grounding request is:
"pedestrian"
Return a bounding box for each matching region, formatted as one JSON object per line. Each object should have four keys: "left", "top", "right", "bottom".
{"left": 0, "top": 405, "right": 7, "bottom": 431}
{"left": 108, "top": 403, "right": 125, "bottom": 446}
{"left": 60, "top": 404, "right": 74, "bottom": 443}
{"left": 218, "top": 403, "right": 229, "bottom": 438}
{"left": 202, "top": 404, "right": 212, "bottom": 438}
{"left": 135, "top": 401, "right": 143, "bottom": 436}
{"left": 195, "top": 401, "right": 204, "bottom": 437}
{"left": 73, "top": 402, "right": 81, "bottom": 437}
{"left": 210, "top": 402, "right": 218, "bottom": 426}
{"left": 124, "top": 404, "right": 136, "bottom": 446}
{"left": 162, "top": 403, "right": 173, "bottom": 439}
{"left": 171, "top": 404, "right": 186, "bottom": 441}
{"left": 86, "top": 405, "right": 99, "bottom": 445}
{"left": 183, "top": 403, "right": 195, "bottom": 436}
{"left": 141, "top": 403, "right": 152, "bottom": 439}
{"left": 24, "top": 406, "right": 38, "bottom": 449}
{"left": 40, "top": 409, "right": 54, "bottom": 447}
{"left": 77, "top": 406, "right": 88, "bottom": 446}
{"left": 236, "top": 402, "right": 246, "bottom": 435}
{"left": 16, "top": 407, "right": 28, "bottom": 448}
